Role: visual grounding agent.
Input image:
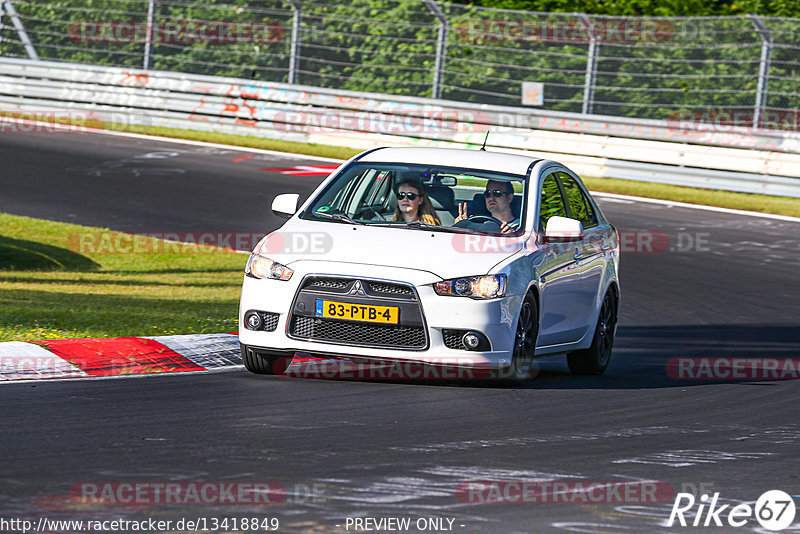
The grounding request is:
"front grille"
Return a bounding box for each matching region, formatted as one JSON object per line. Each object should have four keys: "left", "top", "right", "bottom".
{"left": 301, "top": 277, "right": 417, "bottom": 300}
{"left": 290, "top": 316, "right": 426, "bottom": 349}
{"left": 367, "top": 281, "right": 415, "bottom": 296}
{"left": 303, "top": 278, "right": 351, "bottom": 290}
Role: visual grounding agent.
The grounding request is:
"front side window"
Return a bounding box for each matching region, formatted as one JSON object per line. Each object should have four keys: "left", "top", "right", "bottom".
{"left": 539, "top": 174, "right": 567, "bottom": 228}
{"left": 302, "top": 163, "right": 527, "bottom": 235}
{"left": 557, "top": 173, "right": 597, "bottom": 228}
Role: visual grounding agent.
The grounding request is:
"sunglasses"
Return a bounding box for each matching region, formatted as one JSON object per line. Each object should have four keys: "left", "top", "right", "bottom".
{"left": 484, "top": 189, "right": 510, "bottom": 198}
{"left": 397, "top": 192, "right": 420, "bottom": 200}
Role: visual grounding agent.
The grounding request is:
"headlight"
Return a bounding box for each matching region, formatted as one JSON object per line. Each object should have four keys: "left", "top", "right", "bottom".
{"left": 434, "top": 274, "right": 506, "bottom": 299}
{"left": 245, "top": 254, "right": 293, "bottom": 281}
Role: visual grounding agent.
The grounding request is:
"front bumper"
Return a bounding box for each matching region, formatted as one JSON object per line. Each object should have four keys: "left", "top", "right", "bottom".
{"left": 238, "top": 264, "right": 520, "bottom": 369}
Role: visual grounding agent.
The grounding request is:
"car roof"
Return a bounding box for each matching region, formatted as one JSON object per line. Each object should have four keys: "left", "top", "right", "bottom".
{"left": 358, "top": 147, "right": 541, "bottom": 177}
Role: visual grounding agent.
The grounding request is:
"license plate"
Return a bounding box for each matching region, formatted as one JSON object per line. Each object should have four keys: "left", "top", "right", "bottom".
{"left": 315, "top": 299, "right": 399, "bottom": 324}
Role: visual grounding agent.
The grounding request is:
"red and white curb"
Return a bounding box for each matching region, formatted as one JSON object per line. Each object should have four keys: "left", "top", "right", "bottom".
{"left": 0, "top": 333, "right": 242, "bottom": 382}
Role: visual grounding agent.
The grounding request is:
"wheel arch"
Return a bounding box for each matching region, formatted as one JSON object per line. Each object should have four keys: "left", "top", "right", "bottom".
{"left": 606, "top": 280, "right": 620, "bottom": 316}
{"left": 525, "top": 282, "right": 541, "bottom": 313}
{"left": 525, "top": 282, "right": 542, "bottom": 335}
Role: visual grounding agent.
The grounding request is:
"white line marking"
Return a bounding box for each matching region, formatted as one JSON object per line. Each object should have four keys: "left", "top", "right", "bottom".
{"left": 593, "top": 192, "right": 800, "bottom": 223}
{"left": 0, "top": 366, "right": 244, "bottom": 386}
{"left": 92, "top": 128, "right": 343, "bottom": 162}
{"left": 5, "top": 117, "right": 341, "bottom": 162}
{"left": 594, "top": 196, "right": 634, "bottom": 204}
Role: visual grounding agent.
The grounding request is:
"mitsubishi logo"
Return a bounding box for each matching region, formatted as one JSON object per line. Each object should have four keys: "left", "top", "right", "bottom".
{"left": 348, "top": 280, "right": 367, "bottom": 296}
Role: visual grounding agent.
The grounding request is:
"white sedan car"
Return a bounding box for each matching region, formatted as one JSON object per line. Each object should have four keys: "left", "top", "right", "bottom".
{"left": 239, "top": 147, "right": 620, "bottom": 382}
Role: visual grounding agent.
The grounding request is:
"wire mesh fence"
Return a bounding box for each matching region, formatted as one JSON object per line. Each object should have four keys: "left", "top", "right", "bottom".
{"left": 1, "top": 0, "right": 798, "bottom": 130}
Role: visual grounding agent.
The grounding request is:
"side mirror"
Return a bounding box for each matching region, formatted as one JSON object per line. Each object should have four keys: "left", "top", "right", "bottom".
{"left": 545, "top": 216, "right": 583, "bottom": 242}
{"left": 271, "top": 193, "right": 299, "bottom": 219}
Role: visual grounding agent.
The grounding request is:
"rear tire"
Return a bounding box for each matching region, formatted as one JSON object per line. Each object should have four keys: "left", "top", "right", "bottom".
{"left": 567, "top": 291, "right": 617, "bottom": 375}
{"left": 240, "top": 343, "right": 285, "bottom": 375}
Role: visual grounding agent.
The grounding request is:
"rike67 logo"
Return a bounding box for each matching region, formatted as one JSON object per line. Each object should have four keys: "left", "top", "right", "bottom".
{"left": 668, "top": 490, "right": 796, "bottom": 531}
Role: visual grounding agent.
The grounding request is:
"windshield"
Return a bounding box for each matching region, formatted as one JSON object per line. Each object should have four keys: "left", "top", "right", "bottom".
{"left": 301, "top": 163, "right": 528, "bottom": 235}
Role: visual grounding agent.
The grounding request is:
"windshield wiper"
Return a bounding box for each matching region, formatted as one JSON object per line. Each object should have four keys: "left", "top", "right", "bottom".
{"left": 404, "top": 221, "right": 439, "bottom": 230}
{"left": 383, "top": 221, "right": 481, "bottom": 234}
{"left": 313, "top": 211, "right": 364, "bottom": 225}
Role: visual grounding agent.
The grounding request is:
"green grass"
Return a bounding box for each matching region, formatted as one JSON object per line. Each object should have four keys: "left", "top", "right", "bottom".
{"left": 0, "top": 212, "right": 245, "bottom": 342}
{"left": 582, "top": 177, "right": 800, "bottom": 218}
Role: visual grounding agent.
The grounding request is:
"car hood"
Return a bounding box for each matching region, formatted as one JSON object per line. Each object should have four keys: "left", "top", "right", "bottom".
{"left": 253, "top": 219, "right": 526, "bottom": 280}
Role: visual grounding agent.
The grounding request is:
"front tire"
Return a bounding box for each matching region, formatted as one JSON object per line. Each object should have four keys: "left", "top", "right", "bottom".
{"left": 567, "top": 291, "right": 617, "bottom": 375}
{"left": 498, "top": 293, "right": 538, "bottom": 384}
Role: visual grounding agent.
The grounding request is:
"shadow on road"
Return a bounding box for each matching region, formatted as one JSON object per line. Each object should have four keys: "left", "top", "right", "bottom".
{"left": 527, "top": 323, "right": 800, "bottom": 390}
{"left": 261, "top": 324, "right": 800, "bottom": 390}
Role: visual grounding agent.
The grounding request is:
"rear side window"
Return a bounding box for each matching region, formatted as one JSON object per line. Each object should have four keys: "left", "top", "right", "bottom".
{"left": 557, "top": 173, "right": 597, "bottom": 228}
{"left": 539, "top": 174, "right": 567, "bottom": 228}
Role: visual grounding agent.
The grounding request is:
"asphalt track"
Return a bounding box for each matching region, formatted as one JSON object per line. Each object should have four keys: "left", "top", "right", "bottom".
{"left": 2, "top": 130, "right": 800, "bottom": 533}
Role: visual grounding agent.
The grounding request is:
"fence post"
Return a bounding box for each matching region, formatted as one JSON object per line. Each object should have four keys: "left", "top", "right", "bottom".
{"left": 748, "top": 14, "right": 772, "bottom": 130}
{"left": 0, "top": 3, "right": 5, "bottom": 48}
{"left": 143, "top": 0, "right": 156, "bottom": 69}
{"left": 4, "top": 0, "right": 38, "bottom": 60}
{"left": 423, "top": 0, "right": 447, "bottom": 99}
{"left": 578, "top": 13, "right": 598, "bottom": 115}
{"left": 288, "top": 0, "right": 302, "bottom": 84}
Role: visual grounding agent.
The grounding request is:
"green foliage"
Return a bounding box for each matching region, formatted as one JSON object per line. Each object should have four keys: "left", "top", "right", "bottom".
{"left": 464, "top": 0, "right": 800, "bottom": 17}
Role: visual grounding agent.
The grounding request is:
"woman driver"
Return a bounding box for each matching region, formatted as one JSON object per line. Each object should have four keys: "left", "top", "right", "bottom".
{"left": 392, "top": 177, "right": 441, "bottom": 225}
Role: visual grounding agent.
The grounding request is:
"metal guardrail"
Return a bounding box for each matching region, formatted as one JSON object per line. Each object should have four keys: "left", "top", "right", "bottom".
{"left": 1, "top": 57, "right": 799, "bottom": 198}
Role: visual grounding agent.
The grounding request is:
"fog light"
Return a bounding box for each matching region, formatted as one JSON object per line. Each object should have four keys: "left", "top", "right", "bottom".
{"left": 245, "top": 311, "right": 263, "bottom": 331}
{"left": 462, "top": 333, "right": 480, "bottom": 349}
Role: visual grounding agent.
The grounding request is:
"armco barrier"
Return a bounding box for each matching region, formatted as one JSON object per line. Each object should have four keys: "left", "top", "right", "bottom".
{"left": 1, "top": 58, "right": 799, "bottom": 198}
